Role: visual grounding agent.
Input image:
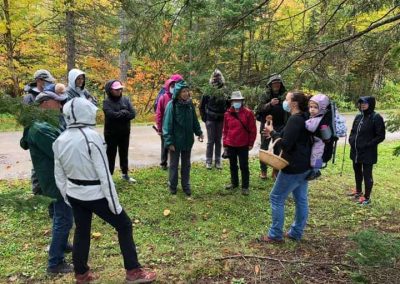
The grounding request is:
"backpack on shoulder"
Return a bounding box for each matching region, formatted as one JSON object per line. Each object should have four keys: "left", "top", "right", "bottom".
{"left": 153, "top": 87, "right": 166, "bottom": 112}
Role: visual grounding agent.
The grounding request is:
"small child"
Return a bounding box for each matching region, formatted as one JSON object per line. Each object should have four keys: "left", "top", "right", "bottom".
{"left": 305, "top": 93, "right": 331, "bottom": 180}
{"left": 44, "top": 83, "right": 67, "bottom": 95}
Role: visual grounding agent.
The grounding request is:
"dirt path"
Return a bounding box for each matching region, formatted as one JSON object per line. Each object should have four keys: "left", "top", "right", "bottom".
{"left": 1, "top": 114, "right": 399, "bottom": 180}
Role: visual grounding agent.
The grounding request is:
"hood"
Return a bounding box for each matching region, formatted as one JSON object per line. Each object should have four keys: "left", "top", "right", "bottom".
{"left": 357, "top": 96, "right": 376, "bottom": 114}
{"left": 164, "top": 74, "right": 183, "bottom": 96}
{"left": 310, "top": 93, "right": 330, "bottom": 115}
{"left": 266, "top": 73, "right": 286, "bottom": 93}
{"left": 104, "top": 79, "right": 119, "bottom": 96}
{"left": 172, "top": 80, "right": 189, "bottom": 100}
{"left": 209, "top": 69, "right": 225, "bottom": 86}
{"left": 68, "top": 68, "right": 86, "bottom": 91}
{"left": 63, "top": 97, "right": 98, "bottom": 128}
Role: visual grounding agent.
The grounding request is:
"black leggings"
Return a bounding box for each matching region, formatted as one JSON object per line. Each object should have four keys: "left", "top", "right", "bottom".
{"left": 352, "top": 162, "right": 373, "bottom": 199}
{"left": 67, "top": 196, "right": 141, "bottom": 274}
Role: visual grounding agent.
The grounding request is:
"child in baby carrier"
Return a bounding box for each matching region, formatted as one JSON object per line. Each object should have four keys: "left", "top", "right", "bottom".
{"left": 305, "top": 94, "right": 332, "bottom": 180}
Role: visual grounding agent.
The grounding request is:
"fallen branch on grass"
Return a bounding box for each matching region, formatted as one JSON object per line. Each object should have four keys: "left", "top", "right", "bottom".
{"left": 216, "top": 254, "right": 358, "bottom": 269}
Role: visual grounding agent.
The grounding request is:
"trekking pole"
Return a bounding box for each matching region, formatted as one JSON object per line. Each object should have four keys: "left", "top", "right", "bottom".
{"left": 340, "top": 134, "right": 347, "bottom": 176}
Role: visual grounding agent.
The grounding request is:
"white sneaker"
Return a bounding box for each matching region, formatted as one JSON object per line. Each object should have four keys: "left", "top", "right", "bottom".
{"left": 122, "top": 174, "right": 136, "bottom": 183}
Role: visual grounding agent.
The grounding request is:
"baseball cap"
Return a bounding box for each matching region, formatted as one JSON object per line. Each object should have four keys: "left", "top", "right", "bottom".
{"left": 34, "top": 69, "right": 55, "bottom": 83}
{"left": 35, "top": 91, "right": 67, "bottom": 104}
{"left": 111, "top": 81, "right": 124, "bottom": 90}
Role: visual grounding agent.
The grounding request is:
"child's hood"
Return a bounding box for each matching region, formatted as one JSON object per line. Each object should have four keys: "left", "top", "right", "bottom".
{"left": 310, "top": 94, "right": 330, "bottom": 115}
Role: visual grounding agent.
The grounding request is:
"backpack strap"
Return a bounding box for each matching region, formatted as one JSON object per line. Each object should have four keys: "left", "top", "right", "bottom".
{"left": 230, "top": 111, "right": 250, "bottom": 133}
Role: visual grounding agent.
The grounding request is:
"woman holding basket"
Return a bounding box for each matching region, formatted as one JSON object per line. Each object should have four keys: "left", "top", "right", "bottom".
{"left": 260, "top": 91, "right": 312, "bottom": 242}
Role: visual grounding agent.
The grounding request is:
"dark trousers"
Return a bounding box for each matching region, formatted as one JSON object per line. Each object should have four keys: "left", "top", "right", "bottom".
{"left": 169, "top": 149, "right": 191, "bottom": 191}
{"left": 205, "top": 120, "right": 223, "bottom": 164}
{"left": 105, "top": 132, "right": 130, "bottom": 175}
{"left": 259, "top": 135, "right": 271, "bottom": 172}
{"left": 227, "top": 146, "right": 249, "bottom": 188}
{"left": 353, "top": 162, "right": 373, "bottom": 199}
{"left": 67, "top": 196, "right": 141, "bottom": 274}
{"left": 160, "top": 135, "right": 168, "bottom": 167}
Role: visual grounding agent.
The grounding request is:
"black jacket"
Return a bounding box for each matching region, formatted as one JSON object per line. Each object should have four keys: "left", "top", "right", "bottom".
{"left": 349, "top": 96, "right": 385, "bottom": 164}
{"left": 272, "top": 112, "right": 312, "bottom": 174}
{"left": 199, "top": 86, "right": 229, "bottom": 122}
{"left": 103, "top": 80, "right": 136, "bottom": 135}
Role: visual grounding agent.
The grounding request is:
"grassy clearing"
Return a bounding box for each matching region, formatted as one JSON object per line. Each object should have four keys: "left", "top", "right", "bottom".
{"left": 0, "top": 142, "right": 399, "bottom": 283}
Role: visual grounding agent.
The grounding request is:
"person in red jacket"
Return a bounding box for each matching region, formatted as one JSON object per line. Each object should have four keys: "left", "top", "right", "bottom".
{"left": 223, "top": 91, "right": 257, "bottom": 195}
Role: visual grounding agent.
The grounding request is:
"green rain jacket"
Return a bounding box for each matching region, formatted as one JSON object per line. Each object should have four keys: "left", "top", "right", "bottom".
{"left": 20, "top": 122, "right": 63, "bottom": 200}
{"left": 162, "top": 81, "right": 203, "bottom": 151}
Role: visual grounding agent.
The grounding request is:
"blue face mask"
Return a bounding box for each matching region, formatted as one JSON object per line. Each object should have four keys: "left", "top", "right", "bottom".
{"left": 282, "top": 101, "right": 291, "bottom": 112}
{"left": 233, "top": 102, "right": 242, "bottom": 110}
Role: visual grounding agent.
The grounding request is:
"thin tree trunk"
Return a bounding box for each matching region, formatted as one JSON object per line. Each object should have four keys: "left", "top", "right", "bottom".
{"left": 3, "top": 0, "right": 19, "bottom": 97}
{"left": 65, "top": 0, "right": 76, "bottom": 72}
{"left": 119, "top": 8, "right": 129, "bottom": 83}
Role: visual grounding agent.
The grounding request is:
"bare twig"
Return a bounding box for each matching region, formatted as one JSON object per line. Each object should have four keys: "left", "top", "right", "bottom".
{"left": 315, "top": 0, "right": 349, "bottom": 36}
{"left": 279, "top": 260, "right": 296, "bottom": 284}
{"left": 215, "top": 254, "right": 358, "bottom": 268}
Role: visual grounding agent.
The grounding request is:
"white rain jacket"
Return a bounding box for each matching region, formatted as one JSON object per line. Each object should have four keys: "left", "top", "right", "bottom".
{"left": 53, "top": 98, "right": 122, "bottom": 214}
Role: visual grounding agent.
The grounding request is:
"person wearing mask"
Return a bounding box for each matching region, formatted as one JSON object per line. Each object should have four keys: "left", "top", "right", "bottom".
{"left": 255, "top": 74, "right": 287, "bottom": 180}
{"left": 260, "top": 91, "right": 312, "bottom": 242}
{"left": 348, "top": 96, "right": 385, "bottom": 205}
{"left": 53, "top": 98, "right": 156, "bottom": 284}
{"left": 103, "top": 80, "right": 136, "bottom": 183}
{"left": 66, "top": 68, "right": 97, "bottom": 105}
{"left": 223, "top": 91, "right": 257, "bottom": 195}
{"left": 20, "top": 92, "right": 73, "bottom": 274}
{"left": 199, "top": 69, "right": 229, "bottom": 170}
{"left": 163, "top": 81, "right": 204, "bottom": 196}
{"left": 155, "top": 74, "right": 183, "bottom": 170}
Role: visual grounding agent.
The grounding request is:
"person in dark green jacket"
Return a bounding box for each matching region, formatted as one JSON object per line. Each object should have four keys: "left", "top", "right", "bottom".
{"left": 20, "top": 92, "right": 73, "bottom": 274}
{"left": 162, "top": 80, "right": 204, "bottom": 196}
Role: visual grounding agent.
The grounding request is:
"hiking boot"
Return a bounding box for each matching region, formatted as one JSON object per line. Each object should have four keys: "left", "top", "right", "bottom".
{"left": 358, "top": 196, "right": 371, "bottom": 205}
{"left": 47, "top": 261, "right": 73, "bottom": 274}
{"left": 306, "top": 170, "right": 321, "bottom": 181}
{"left": 242, "top": 188, "right": 249, "bottom": 196}
{"left": 126, "top": 268, "right": 156, "bottom": 283}
{"left": 215, "top": 161, "right": 222, "bottom": 170}
{"left": 122, "top": 174, "right": 136, "bottom": 183}
{"left": 169, "top": 187, "right": 177, "bottom": 195}
{"left": 225, "top": 184, "right": 238, "bottom": 190}
{"left": 259, "top": 171, "right": 267, "bottom": 180}
{"left": 184, "top": 188, "right": 192, "bottom": 197}
{"left": 75, "top": 270, "right": 97, "bottom": 284}
{"left": 160, "top": 164, "right": 168, "bottom": 170}
{"left": 257, "top": 235, "right": 284, "bottom": 244}
{"left": 284, "top": 232, "right": 299, "bottom": 241}
{"left": 206, "top": 163, "right": 212, "bottom": 170}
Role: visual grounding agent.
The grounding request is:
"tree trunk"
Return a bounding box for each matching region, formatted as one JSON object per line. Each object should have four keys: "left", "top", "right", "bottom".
{"left": 3, "top": 0, "right": 19, "bottom": 97}
{"left": 119, "top": 8, "right": 129, "bottom": 82}
{"left": 65, "top": 0, "right": 76, "bottom": 72}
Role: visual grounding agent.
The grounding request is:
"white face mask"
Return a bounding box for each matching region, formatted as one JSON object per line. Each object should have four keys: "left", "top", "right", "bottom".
{"left": 233, "top": 102, "right": 242, "bottom": 109}
{"left": 169, "top": 86, "right": 174, "bottom": 94}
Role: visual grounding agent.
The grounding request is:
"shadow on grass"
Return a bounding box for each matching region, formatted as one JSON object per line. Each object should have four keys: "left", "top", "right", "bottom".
{"left": 0, "top": 189, "right": 49, "bottom": 213}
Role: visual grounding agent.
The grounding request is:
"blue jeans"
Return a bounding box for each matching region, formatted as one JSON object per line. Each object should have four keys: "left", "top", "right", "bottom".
{"left": 48, "top": 199, "right": 73, "bottom": 268}
{"left": 268, "top": 170, "right": 310, "bottom": 240}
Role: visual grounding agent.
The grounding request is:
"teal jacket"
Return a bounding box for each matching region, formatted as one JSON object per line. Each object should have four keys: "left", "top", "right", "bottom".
{"left": 20, "top": 122, "right": 63, "bottom": 200}
{"left": 162, "top": 81, "right": 202, "bottom": 151}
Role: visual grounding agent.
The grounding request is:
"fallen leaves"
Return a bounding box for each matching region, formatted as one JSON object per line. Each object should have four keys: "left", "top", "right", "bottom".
{"left": 163, "top": 209, "right": 171, "bottom": 216}
{"left": 92, "top": 232, "right": 102, "bottom": 239}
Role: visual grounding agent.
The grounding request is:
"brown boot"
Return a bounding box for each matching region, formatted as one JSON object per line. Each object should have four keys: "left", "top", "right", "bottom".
{"left": 126, "top": 268, "right": 156, "bottom": 283}
{"left": 75, "top": 270, "right": 97, "bottom": 284}
{"left": 259, "top": 171, "right": 267, "bottom": 180}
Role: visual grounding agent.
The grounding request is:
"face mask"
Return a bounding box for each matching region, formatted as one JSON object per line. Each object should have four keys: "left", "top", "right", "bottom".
{"left": 283, "top": 101, "right": 291, "bottom": 112}
{"left": 169, "top": 87, "right": 174, "bottom": 94}
{"left": 233, "top": 102, "right": 242, "bottom": 110}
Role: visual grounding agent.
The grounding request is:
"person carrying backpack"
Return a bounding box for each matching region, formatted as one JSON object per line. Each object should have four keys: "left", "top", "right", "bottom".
{"left": 348, "top": 96, "right": 385, "bottom": 205}
{"left": 162, "top": 80, "right": 204, "bottom": 196}
{"left": 155, "top": 74, "right": 183, "bottom": 170}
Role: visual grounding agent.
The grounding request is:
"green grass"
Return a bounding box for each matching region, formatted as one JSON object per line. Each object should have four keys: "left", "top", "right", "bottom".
{"left": 0, "top": 142, "right": 399, "bottom": 283}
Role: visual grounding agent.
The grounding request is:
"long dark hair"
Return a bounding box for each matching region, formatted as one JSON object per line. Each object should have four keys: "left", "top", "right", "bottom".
{"left": 290, "top": 91, "right": 309, "bottom": 113}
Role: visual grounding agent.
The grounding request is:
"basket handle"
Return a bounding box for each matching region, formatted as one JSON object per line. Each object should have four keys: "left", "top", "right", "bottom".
{"left": 269, "top": 137, "right": 281, "bottom": 152}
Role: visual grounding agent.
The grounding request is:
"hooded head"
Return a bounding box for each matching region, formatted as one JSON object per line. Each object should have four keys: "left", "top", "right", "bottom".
{"left": 172, "top": 80, "right": 189, "bottom": 100}
{"left": 209, "top": 69, "right": 225, "bottom": 88}
{"left": 357, "top": 96, "right": 376, "bottom": 114}
{"left": 266, "top": 73, "right": 286, "bottom": 97}
{"left": 164, "top": 74, "right": 183, "bottom": 96}
{"left": 68, "top": 69, "right": 86, "bottom": 91}
{"left": 63, "top": 97, "right": 98, "bottom": 128}
{"left": 309, "top": 93, "right": 330, "bottom": 116}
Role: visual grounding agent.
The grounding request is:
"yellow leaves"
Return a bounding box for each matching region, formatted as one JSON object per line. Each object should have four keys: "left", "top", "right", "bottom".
{"left": 163, "top": 209, "right": 171, "bottom": 216}
{"left": 92, "top": 232, "right": 102, "bottom": 239}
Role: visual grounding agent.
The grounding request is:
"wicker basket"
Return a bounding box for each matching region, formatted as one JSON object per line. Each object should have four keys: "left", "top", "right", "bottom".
{"left": 259, "top": 138, "right": 289, "bottom": 170}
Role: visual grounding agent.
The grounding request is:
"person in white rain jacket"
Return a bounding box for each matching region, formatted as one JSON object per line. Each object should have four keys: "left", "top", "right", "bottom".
{"left": 53, "top": 98, "right": 156, "bottom": 284}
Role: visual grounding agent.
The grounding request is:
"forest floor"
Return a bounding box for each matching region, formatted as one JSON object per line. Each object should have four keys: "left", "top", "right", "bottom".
{"left": 1, "top": 143, "right": 399, "bottom": 283}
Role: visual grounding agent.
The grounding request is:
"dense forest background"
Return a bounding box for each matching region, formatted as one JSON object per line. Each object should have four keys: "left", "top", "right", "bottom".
{"left": 1, "top": 0, "right": 400, "bottom": 116}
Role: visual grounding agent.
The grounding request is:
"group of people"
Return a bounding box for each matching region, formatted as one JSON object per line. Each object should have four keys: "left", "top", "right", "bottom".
{"left": 21, "top": 69, "right": 156, "bottom": 283}
{"left": 20, "top": 67, "right": 386, "bottom": 282}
